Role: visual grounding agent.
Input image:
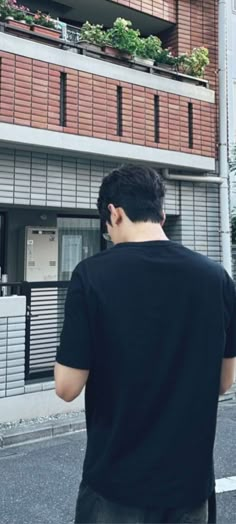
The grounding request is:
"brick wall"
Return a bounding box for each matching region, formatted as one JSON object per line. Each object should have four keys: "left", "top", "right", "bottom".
{"left": 162, "top": 0, "right": 218, "bottom": 91}
{"left": 0, "top": 51, "right": 215, "bottom": 158}
{"left": 109, "top": 0, "right": 176, "bottom": 23}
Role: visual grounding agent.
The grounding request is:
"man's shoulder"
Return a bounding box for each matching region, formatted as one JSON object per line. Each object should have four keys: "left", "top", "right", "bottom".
{"left": 177, "top": 244, "right": 225, "bottom": 282}
{"left": 73, "top": 249, "right": 115, "bottom": 276}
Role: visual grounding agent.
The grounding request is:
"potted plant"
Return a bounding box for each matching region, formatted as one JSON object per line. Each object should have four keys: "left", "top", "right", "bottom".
{"left": 155, "top": 47, "right": 177, "bottom": 70}
{"left": 7, "top": 5, "right": 33, "bottom": 31}
{"left": 134, "top": 38, "right": 154, "bottom": 66}
{"left": 31, "top": 11, "right": 61, "bottom": 39}
{"left": 134, "top": 35, "right": 162, "bottom": 66}
{"left": 179, "top": 47, "right": 209, "bottom": 77}
{"left": 79, "top": 21, "right": 106, "bottom": 53}
{"left": 105, "top": 18, "right": 140, "bottom": 59}
{"left": 0, "top": 0, "right": 13, "bottom": 20}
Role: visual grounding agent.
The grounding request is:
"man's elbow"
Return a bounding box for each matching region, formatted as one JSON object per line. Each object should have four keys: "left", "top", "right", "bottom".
{"left": 55, "top": 386, "right": 78, "bottom": 403}
{"left": 220, "top": 379, "right": 234, "bottom": 396}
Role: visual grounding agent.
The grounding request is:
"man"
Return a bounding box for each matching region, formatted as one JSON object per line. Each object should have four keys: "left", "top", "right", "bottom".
{"left": 55, "top": 165, "right": 236, "bottom": 524}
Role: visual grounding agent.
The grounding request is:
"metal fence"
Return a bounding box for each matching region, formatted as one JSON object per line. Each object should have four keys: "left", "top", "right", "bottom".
{"left": 23, "top": 281, "right": 69, "bottom": 381}
{"left": 0, "top": 281, "right": 68, "bottom": 381}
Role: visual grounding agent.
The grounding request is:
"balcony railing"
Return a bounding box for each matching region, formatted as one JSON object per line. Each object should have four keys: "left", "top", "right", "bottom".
{"left": 0, "top": 21, "right": 209, "bottom": 88}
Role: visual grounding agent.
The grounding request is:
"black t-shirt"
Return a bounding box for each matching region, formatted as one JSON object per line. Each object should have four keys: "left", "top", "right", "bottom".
{"left": 56, "top": 241, "right": 236, "bottom": 509}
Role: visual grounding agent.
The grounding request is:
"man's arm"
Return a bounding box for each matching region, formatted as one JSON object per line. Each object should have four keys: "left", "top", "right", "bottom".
{"left": 220, "top": 358, "right": 236, "bottom": 395}
{"left": 221, "top": 271, "right": 236, "bottom": 395}
{"left": 55, "top": 363, "right": 89, "bottom": 402}
{"left": 54, "top": 267, "right": 92, "bottom": 403}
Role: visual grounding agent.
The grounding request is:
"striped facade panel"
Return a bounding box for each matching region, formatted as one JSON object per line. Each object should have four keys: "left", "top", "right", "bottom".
{"left": 181, "top": 182, "right": 221, "bottom": 261}
{"left": 0, "top": 147, "right": 221, "bottom": 262}
{"left": 0, "top": 315, "right": 26, "bottom": 398}
{"left": 0, "top": 148, "right": 180, "bottom": 215}
{"left": 164, "top": 215, "right": 182, "bottom": 243}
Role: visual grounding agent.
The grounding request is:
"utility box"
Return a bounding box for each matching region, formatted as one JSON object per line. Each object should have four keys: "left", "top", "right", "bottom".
{"left": 24, "top": 227, "right": 58, "bottom": 282}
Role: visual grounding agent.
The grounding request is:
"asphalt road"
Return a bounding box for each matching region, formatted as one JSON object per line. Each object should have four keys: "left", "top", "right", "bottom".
{"left": 0, "top": 402, "right": 236, "bottom": 524}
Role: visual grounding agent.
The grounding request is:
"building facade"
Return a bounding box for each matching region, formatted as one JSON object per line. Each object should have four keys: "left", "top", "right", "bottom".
{"left": 227, "top": 0, "right": 236, "bottom": 280}
{"left": 0, "top": 0, "right": 220, "bottom": 419}
{"left": 228, "top": 0, "right": 236, "bottom": 208}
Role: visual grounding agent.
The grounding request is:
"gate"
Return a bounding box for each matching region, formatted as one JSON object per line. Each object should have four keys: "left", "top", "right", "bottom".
{"left": 23, "top": 281, "right": 69, "bottom": 381}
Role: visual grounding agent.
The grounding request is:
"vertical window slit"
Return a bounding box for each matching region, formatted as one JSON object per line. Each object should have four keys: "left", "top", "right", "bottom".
{"left": 117, "top": 86, "right": 123, "bottom": 136}
{"left": 154, "top": 95, "right": 160, "bottom": 143}
{"left": 188, "top": 102, "right": 193, "bottom": 149}
{"left": 60, "top": 72, "right": 67, "bottom": 127}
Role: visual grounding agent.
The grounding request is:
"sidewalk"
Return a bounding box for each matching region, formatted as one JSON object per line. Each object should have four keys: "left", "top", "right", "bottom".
{"left": 0, "top": 410, "right": 86, "bottom": 448}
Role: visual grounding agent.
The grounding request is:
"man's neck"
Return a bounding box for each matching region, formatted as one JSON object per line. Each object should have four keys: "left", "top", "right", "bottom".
{"left": 121, "top": 224, "right": 169, "bottom": 243}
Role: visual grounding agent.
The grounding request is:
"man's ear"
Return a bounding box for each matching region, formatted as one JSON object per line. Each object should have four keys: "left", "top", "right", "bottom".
{"left": 161, "top": 211, "right": 166, "bottom": 227}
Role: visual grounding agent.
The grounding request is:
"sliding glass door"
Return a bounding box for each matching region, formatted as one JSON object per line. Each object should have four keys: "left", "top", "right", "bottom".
{"left": 57, "top": 217, "right": 101, "bottom": 281}
{"left": 0, "top": 213, "right": 6, "bottom": 277}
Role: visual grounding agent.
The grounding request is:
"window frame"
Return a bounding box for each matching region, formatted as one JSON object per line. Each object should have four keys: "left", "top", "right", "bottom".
{"left": 0, "top": 212, "right": 6, "bottom": 275}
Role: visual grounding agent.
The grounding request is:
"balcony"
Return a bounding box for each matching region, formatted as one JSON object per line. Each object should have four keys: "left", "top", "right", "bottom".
{"left": 0, "top": 26, "right": 215, "bottom": 172}
{"left": 0, "top": 21, "right": 208, "bottom": 89}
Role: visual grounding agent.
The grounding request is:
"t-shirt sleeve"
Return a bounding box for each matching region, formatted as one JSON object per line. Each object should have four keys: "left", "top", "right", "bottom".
{"left": 224, "top": 270, "right": 236, "bottom": 359}
{"left": 56, "top": 266, "right": 92, "bottom": 369}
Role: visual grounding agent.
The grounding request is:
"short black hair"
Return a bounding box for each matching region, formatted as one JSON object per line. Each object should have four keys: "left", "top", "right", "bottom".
{"left": 97, "top": 164, "right": 165, "bottom": 225}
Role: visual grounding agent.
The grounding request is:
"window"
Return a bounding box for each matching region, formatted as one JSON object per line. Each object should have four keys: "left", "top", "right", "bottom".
{"left": 0, "top": 213, "right": 6, "bottom": 276}
{"left": 117, "top": 86, "right": 123, "bottom": 136}
{"left": 60, "top": 72, "right": 67, "bottom": 127}
{"left": 188, "top": 102, "right": 193, "bottom": 149}
{"left": 154, "top": 95, "right": 160, "bottom": 143}
{"left": 57, "top": 217, "right": 101, "bottom": 281}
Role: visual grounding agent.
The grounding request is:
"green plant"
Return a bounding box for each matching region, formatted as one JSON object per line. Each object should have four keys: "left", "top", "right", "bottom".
{"left": 33, "top": 10, "right": 56, "bottom": 29}
{"left": 0, "top": 0, "right": 32, "bottom": 21}
{"left": 135, "top": 35, "right": 162, "bottom": 60}
{"left": 106, "top": 18, "right": 140, "bottom": 54}
{"left": 80, "top": 21, "right": 106, "bottom": 46}
{"left": 24, "top": 14, "right": 33, "bottom": 24}
{"left": 135, "top": 38, "right": 148, "bottom": 58}
{"left": 143, "top": 35, "right": 162, "bottom": 60}
{"left": 155, "top": 47, "right": 177, "bottom": 66}
{"left": 181, "top": 47, "right": 209, "bottom": 77}
{"left": 0, "top": 0, "right": 14, "bottom": 19}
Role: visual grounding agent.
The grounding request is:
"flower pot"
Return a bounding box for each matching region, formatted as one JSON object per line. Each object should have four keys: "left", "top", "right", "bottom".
{"left": 102, "top": 45, "right": 120, "bottom": 58}
{"left": 120, "top": 51, "right": 132, "bottom": 60}
{"left": 31, "top": 24, "right": 61, "bottom": 39}
{"left": 6, "top": 19, "right": 31, "bottom": 31}
{"left": 133, "top": 56, "right": 154, "bottom": 67}
{"left": 79, "top": 41, "right": 102, "bottom": 53}
{"left": 155, "top": 62, "right": 173, "bottom": 71}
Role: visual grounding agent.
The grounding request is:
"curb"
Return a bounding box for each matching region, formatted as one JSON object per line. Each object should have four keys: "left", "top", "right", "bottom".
{"left": 0, "top": 417, "right": 86, "bottom": 448}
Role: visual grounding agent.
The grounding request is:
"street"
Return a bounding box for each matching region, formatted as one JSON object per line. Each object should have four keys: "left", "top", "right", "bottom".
{"left": 0, "top": 403, "right": 236, "bottom": 524}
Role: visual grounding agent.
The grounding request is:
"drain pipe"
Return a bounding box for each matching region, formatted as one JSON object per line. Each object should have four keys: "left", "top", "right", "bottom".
{"left": 163, "top": 171, "right": 223, "bottom": 184}
{"left": 218, "top": 0, "right": 232, "bottom": 275}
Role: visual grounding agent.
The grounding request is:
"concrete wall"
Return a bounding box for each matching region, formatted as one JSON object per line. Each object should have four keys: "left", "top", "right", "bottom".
{"left": 0, "top": 295, "right": 85, "bottom": 423}
{"left": 0, "top": 296, "right": 26, "bottom": 398}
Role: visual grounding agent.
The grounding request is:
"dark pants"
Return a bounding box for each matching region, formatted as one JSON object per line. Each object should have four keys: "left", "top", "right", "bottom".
{"left": 75, "top": 482, "right": 209, "bottom": 524}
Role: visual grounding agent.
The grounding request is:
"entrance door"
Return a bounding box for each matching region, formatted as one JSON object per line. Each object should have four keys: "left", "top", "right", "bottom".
{"left": 57, "top": 217, "right": 101, "bottom": 281}
{"left": 0, "top": 213, "right": 6, "bottom": 277}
